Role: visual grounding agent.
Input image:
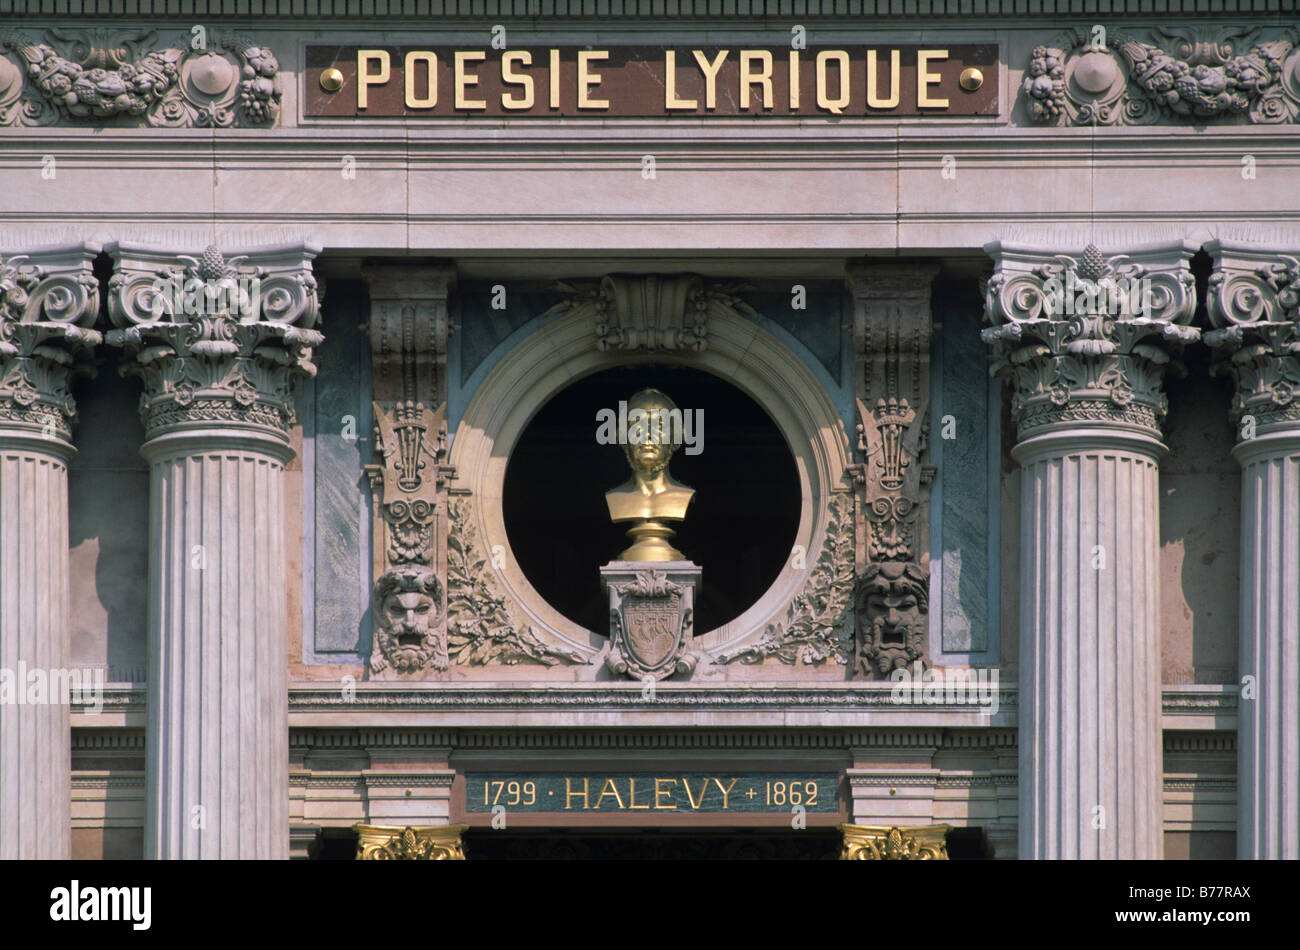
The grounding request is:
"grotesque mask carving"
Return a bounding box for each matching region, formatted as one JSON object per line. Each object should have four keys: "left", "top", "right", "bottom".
{"left": 856, "top": 561, "right": 928, "bottom": 678}
{"left": 371, "top": 564, "right": 446, "bottom": 675}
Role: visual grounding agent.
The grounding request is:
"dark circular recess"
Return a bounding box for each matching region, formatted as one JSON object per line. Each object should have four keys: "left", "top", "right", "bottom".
{"left": 502, "top": 364, "right": 801, "bottom": 635}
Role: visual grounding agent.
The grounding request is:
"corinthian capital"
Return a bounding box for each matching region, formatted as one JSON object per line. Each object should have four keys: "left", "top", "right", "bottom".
{"left": 1203, "top": 241, "right": 1300, "bottom": 435}
{"left": 104, "top": 242, "right": 322, "bottom": 441}
{"left": 0, "top": 243, "right": 102, "bottom": 447}
{"left": 982, "top": 240, "right": 1199, "bottom": 442}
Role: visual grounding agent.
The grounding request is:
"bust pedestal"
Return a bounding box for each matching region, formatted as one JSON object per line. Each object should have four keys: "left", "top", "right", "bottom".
{"left": 600, "top": 561, "right": 701, "bottom": 681}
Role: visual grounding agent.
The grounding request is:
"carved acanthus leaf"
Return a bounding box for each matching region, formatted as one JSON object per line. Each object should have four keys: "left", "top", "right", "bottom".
{"left": 445, "top": 499, "right": 590, "bottom": 667}
{"left": 711, "top": 492, "right": 854, "bottom": 666}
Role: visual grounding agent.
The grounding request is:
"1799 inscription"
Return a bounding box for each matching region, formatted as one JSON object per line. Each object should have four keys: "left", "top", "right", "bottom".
{"left": 466, "top": 773, "right": 839, "bottom": 813}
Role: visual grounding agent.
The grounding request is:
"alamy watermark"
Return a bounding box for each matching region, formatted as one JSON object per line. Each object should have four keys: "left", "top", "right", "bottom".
{"left": 595, "top": 400, "right": 704, "bottom": 455}
{"left": 149, "top": 274, "right": 262, "bottom": 318}
{"left": 1041, "top": 271, "right": 1155, "bottom": 318}
{"left": 0, "top": 662, "right": 105, "bottom": 713}
{"left": 889, "top": 660, "right": 1000, "bottom": 716}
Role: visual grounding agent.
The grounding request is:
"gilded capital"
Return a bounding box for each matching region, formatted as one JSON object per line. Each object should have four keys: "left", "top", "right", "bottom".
{"left": 840, "top": 823, "right": 951, "bottom": 860}
{"left": 354, "top": 824, "right": 467, "bottom": 860}
{"left": 982, "top": 240, "right": 1199, "bottom": 443}
{"left": 105, "top": 242, "right": 322, "bottom": 441}
{"left": 1203, "top": 241, "right": 1300, "bottom": 437}
{"left": 0, "top": 244, "right": 102, "bottom": 448}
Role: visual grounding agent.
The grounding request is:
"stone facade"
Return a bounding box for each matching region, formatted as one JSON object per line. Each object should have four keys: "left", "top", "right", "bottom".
{"left": 2, "top": 3, "right": 1292, "bottom": 860}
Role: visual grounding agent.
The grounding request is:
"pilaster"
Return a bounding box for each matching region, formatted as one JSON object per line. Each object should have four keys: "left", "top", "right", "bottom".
{"left": 107, "top": 241, "right": 322, "bottom": 859}
{"left": 0, "top": 244, "right": 100, "bottom": 859}
{"left": 983, "top": 240, "right": 1198, "bottom": 859}
{"left": 361, "top": 264, "right": 456, "bottom": 680}
{"left": 846, "top": 261, "right": 939, "bottom": 680}
{"left": 1204, "top": 241, "right": 1300, "bottom": 859}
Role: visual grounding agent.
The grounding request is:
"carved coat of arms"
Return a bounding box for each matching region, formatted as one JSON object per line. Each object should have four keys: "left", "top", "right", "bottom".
{"left": 602, "top": 567, "right": 700, "bottom": 680}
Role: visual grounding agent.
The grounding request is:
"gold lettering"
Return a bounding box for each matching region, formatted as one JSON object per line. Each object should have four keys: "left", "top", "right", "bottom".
{"left": 712, "top": 777, "right": 738, "bottom": 810}
{"left": 815, "top": 50, "right": 850, "bottom": 114}
{"left": 403, "top": 51, "right": 437, "bottom": 109}
{"left": 692, "top": 49, "right": 728, "bottom": 110}
{"left": 866, "top": 49, "right": 900, "bottom": 109}
{"left": 788, "top": 50, "right": 800, "bottom": 110}
{"left": 740, "top": 50, "right": 773, "bottom": 110}
{"left": 549, "top": 48, "right": 560, "bottom": 109}
{"left": 654, "top": 778, "right": 678, "bottom": 809}
{"left": 501, "top": 50, "right": 534, "bottom": 110}
{"left": 454, "top": 51, "right": 487, "bottom": 110}
{"left": 565, "top": 777, "right": 589, "bottom": 810}
{"left": 917, "top": 49, "right": 949, "bottom": 108}
{"left": 577, "top": 50, "right": 609, "bottom": 109}
{"left": 356, "top": 49, "right": 391, "bottom": 110}
{"left": 594, "top": 778, "right": 625, "bottom": 810}
{"left": 664, "top": 51, "right": 698, "bottom": 110}
{"left": 628, "top": 777, "right": 651, "bottom": 809}
{"left": 681, "top": 776, "right": 707, "bottom": 809}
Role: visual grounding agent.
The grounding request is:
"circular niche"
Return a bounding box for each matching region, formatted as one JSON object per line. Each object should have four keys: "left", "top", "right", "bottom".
{"left": 502, "top": 364, "right": 801, "bottom": 636}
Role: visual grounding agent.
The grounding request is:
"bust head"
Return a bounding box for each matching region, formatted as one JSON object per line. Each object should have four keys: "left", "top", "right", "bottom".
{"left": 623, "top": 388, "right": 683, "bottom": 480}
{"left": 857, "top": 561, "right": 928, "bottom": 677}
{"left": 372, "top": 564, "right": 446, "bottom": 674}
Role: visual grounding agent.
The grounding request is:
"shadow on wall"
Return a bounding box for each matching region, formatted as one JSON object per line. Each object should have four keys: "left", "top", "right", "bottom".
{"left": 1159, "top": 343, "right": 1239, "bottom": 686}
{"left": 68, "top": 350, "right": 150, "bottom": 681}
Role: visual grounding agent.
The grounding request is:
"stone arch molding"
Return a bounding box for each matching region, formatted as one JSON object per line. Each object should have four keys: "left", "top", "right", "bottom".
{"left": 449, "top": 276, "right": 853, "bottom": 679}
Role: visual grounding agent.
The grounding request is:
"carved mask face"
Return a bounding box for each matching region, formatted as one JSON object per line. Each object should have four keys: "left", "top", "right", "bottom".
{"left": 858, "top": 568, "right": 927, "bottom": 677}
{"left": 376, "top": 588, "right": 441, "bottom": 674}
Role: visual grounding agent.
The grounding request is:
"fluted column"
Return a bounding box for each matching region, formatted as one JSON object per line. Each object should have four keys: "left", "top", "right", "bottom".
{"left": 108, "top": 242, "right": 321, "bottom": 859}
{"left": 984, "top": 241, "right": 1198, "bottom": 859}
{"left": 0, "top": 245, "right": 100, "bottom": 859}
{"left": 1204, "top": 242, "right": 1300, "bottom": 859}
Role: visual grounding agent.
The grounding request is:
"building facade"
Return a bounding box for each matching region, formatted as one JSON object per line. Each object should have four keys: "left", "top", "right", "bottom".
{"left": 1, "top": 0, "right": 1297, "bottom": 860}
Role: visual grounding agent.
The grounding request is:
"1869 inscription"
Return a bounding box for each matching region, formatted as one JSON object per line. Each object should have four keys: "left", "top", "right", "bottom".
{"left": 466, "top": 773, "right": 839, "bottom": 813}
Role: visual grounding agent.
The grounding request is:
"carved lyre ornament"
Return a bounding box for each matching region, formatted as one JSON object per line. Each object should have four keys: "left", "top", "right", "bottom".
{"left": 1203, "top": 241, "right": 1300, "bottom": 436}
{"left": 0, "top": 245, "right": 101, "bottom": 445}
{"left": 982, "top": 241, "right": 1199, "bottom": 442}
{"left": 543, "top": 274, "right": 756, "bottom": 353}
{"left": 847, "top": 262, "right": 938, "bottom": 680}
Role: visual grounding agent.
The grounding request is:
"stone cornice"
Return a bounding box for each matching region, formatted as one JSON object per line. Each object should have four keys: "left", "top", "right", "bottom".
{"left": 1203, "top": 239, "right": 1300, "bottom": 435}
{"left": 0, "top": 242, "right": 101, "bottom": 448}
{"left": 69, "top": 682, "right": 1239, "bottom": 731}
{"left": 104, "top": 241, "right": 322, "bottom": 441}
{"left": 0, "top": 0, "right": 1286, "bottom": 17}
{"left": 983, "top": 239, "right": 1199, "bottom": 443}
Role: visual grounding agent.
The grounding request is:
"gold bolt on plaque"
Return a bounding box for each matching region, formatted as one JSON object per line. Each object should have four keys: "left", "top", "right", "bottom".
{"left": 958, "top": 67, "right": 983, "bottom": 92}
{"left": 319, "top": 68, "right": 344, "bottom": 93}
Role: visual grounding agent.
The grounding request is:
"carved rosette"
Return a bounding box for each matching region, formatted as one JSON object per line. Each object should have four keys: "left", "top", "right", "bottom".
{"left": 840, "top": 824, "right": 951, "bottom": 860}
{"left": 0, "top": 245, "right": 101, "bottom": 447}
{"left": 1203, "top": 243, "right": 1300, "bottom": 436}
{"left": 105, "top": 243, "right": 322, "bottom": 440}
{"left": 846, "top": 262, "right": 938, "bottom": 680}
{"left": 0, "top": 28, "right": 280, "bottom": 128}
{"left": 982, "top": 242, "right": 1199, "bottom": 443}
{"left": 543, "top": 274, "right": 756, "bottom": 353}
{"left": 602, "top": 565, "right": 701, "bottom": 681}
{"left": 354, "top": 824, "right": 467, "bottom": 860}
{"left": 1022, "top": 26, "right": 1300, "bottom": 126}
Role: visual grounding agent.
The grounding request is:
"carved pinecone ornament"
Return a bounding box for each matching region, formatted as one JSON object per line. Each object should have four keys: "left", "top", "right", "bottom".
{"left": 197, "top": 245, "right": 232, "bottom": 282}
{"left": 1078, "top": 244, "right": 1106, "bottom": 282}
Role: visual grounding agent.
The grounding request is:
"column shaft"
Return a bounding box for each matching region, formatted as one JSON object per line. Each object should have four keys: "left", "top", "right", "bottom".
{"left": 144, "top": 437, "right": 290, "bottom": 859}
{"left": 1017, "top": 437, "right": 1163, "bottom": 859}
{"left": 1235, "top": 434, "right": 1300, "bottom": 858}
{"left": 0, "top": 439, "right": 72, "bottom": 859}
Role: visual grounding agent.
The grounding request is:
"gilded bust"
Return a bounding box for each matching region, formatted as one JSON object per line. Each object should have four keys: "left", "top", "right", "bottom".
{"left": 605, "top": 388, "right": 695, "bottom": 561}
